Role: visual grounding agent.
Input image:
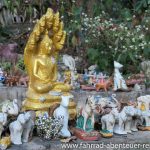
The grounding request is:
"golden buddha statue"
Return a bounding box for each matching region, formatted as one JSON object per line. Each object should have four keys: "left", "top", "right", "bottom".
{"left": 23, "top": 8, "right": 76, "bottom": 119}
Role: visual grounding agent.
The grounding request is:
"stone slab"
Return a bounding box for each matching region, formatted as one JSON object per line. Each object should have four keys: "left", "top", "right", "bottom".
{"left": 7, "top": 131, "right": 150, "bottom": 150}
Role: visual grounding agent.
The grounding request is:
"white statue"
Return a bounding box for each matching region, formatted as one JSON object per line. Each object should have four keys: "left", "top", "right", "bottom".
{"left": 0, "top": 112, "right": 7, "bottom": 138}
{"left": 137, "top": 95, "right": 150, "bottom": 111}
{"left": 9, "top": 113, "right": 30, "bottom": 145}
{"left": 88, "top": 65, "right": 97, "bottom": 75}
{"left": 101, "top": 107, "right": 119, "bottom": 133}
{"left": 0, "top": 99, "right": 20, "bottom": 138}
{"left": 113, "top": 61, "right": 128, "bottom": 91}
{"left": 141, "top": 111, "right": 150, "bottom": 127}
{"left": 96, "top": 94, "right": 119, "bottom": 108}
{"left": 2, "top": 99, "right": 20, "bottom": 116}
{"left": 114, "top": 106, "right": 135, "bottom": 134}
{"left": 22, "top": 111, "right": 36, "bottom": 143}
{"left": 131, "top": 108, "right": 142, "bottom": 132}
{"left": 53, "top": 94, "right": 73, "bottom": 137}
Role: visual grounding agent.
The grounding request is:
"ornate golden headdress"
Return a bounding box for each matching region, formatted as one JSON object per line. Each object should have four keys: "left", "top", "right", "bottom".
{"left": 24, "top": 8, "right": 66, "bottom": 74}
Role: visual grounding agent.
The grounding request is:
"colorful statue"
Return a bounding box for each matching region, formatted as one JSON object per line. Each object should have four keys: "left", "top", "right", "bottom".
{"left": 113, "top": 61, "right": 128, "bottom": 91}
{"left": 95, "top": 73, "right": 113, "bottom": 92}
{"left": 63, "top": 68, "right": 71, "bottom": 84}
{"left": 137, "top": 95, "right": 150, "bottom": 130}
{"left": 76, "top": 95, "right": 96, "bottom": 132}
{"left": 62, "top": 54, "right": 76, "bottom": 86}
{"left": 23, "top": 8, "right": 76, "bottom": 119}
{"left": 0, "top": 68, "right": 5, "bottom": 86}
{"left": 74, "top": 96, "right": 100, "bottom": 141}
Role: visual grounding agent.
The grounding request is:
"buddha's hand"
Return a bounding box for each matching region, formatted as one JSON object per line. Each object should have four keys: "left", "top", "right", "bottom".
{"left": 33, "top": 83, "right": 54, "bottom": 93}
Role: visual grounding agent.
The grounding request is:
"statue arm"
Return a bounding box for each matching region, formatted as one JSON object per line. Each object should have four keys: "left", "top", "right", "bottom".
{"left": 33, "top": 59, "right": 41, "bottom": 79}
{"left": 52, "top": 63, "right": 58, "bottom": 81}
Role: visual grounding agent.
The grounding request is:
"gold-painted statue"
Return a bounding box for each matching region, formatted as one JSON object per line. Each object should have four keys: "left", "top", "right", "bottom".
{"left": 23, "top": 8, "right": 76, "bottom": 119}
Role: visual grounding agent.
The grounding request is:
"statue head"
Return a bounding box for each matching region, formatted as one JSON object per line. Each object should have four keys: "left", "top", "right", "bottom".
{"left": 38, "top": 31, "right": 53, "bottom": 55}
{"left": 114, "top": 61, "right": 123, "bottom": 69}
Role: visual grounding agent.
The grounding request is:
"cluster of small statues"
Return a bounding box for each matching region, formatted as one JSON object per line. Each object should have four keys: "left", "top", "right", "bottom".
{"left": 0, "top": 8, "right": 149, "bottom": 149}
{"left": 75, "top": 94, "right": 150, "bottom": 139}
{"left": 0, "top": 67, "right": 29, "bottom": 87}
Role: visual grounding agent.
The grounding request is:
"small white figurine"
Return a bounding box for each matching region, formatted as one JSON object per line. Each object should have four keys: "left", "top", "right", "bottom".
{"left": 114, "top": 106, "right": 135, "bottom": 134}
{"left": 101, "top": 107, "right": 119, "bottom": 133}
{"left": 0, "top": 113, "right": 7, "bottom": 138}
{"left": 53, "top": 94, "right": 73, "bottom": 137}
{"left": 113, "top": 61, "right": 128, "bottom": 91}
{"left": 2, "top": 99, "right": 20, "bottom": 116}
{"left": 131, "top": 108, "right": 142, "bottom": 132}
{"left": 22, "top": 111, "right": 36, "bottom": 143}
{"left": 9, "top": 113, "right": 30, "bottom": 145}
{"left": 141, "top": 111, "right": 150, "bottom": 127}
{"left": 88, "top": 65, "right": 97, "bottom": 75}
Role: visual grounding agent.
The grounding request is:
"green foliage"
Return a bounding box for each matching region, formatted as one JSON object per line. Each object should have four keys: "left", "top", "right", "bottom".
{"left": 16, "top": 57, "right": 25, "bottom": 71}
{"left": 0, "top": 62, "right": 12, "bottom": 72}
{"left": 1, "top": 0, "right": 150, "bottom": 74}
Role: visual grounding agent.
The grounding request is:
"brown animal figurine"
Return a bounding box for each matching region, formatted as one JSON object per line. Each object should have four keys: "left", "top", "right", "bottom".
{"left": 19, "top": 75, "right": 29, "bottom": 87}
{"left": 95, "top": 77, "right": 113, "bottom": 92}
{"left": 5, "top": 76, "right": 19, "bottom": 86}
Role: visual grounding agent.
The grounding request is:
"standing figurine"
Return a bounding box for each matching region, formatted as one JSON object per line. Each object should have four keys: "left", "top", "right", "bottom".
{"left": 113, "top": 61, "right": 128, "bottom": 91}
{"left": 53, "top": 94, "right": 73, "bottom": 137}
{"left": 0, "top": 68, "right": 5, "bottom": 86}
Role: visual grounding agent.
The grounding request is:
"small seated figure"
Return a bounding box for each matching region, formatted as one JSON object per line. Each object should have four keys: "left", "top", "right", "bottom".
{"left": 64, "top": 67, "right": 71, "bottom": 84}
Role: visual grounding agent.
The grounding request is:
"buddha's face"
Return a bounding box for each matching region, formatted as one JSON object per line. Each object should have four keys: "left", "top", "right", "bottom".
{"left": 39, "top": 40, "right": 52, "bottom": 55}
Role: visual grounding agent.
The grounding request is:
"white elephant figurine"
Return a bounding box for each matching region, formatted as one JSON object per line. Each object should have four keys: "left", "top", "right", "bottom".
{"left": 114, "top": 106, "right": 135, "bottom": 134}
{"left": 9, "top": 113, "right": 30, "bottom": 145}
{"left": 22, "top": 111, "right": 36, "bottom": 143}
{"left": 2, "top": 99, "right": 20, "bottom": 116}
{"left": 0, "top": 113, "right": 7, "bottom": 138}
{"left": 131, "top": 108, "right": 142, "bottom": 131}
{"left": 101, "top": 107, "right": 119, "bottom": 133}
{"left": 53, "top": 94, "right": 73, "bottom": 137}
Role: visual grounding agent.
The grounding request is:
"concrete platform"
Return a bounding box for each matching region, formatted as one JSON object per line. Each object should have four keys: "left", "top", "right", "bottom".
{"left": 0, "top": 86, "right": 148, "bottom": 104}
{"left": 0, "top": 87, "right": 149, "bottom": 150}
{"left": 7, "top": 131, "right": 150, "bottom": 150}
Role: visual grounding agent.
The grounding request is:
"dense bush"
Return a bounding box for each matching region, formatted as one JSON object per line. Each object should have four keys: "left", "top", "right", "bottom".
{"left": 1, "top": 0, "right": 150, "bottom": 74}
